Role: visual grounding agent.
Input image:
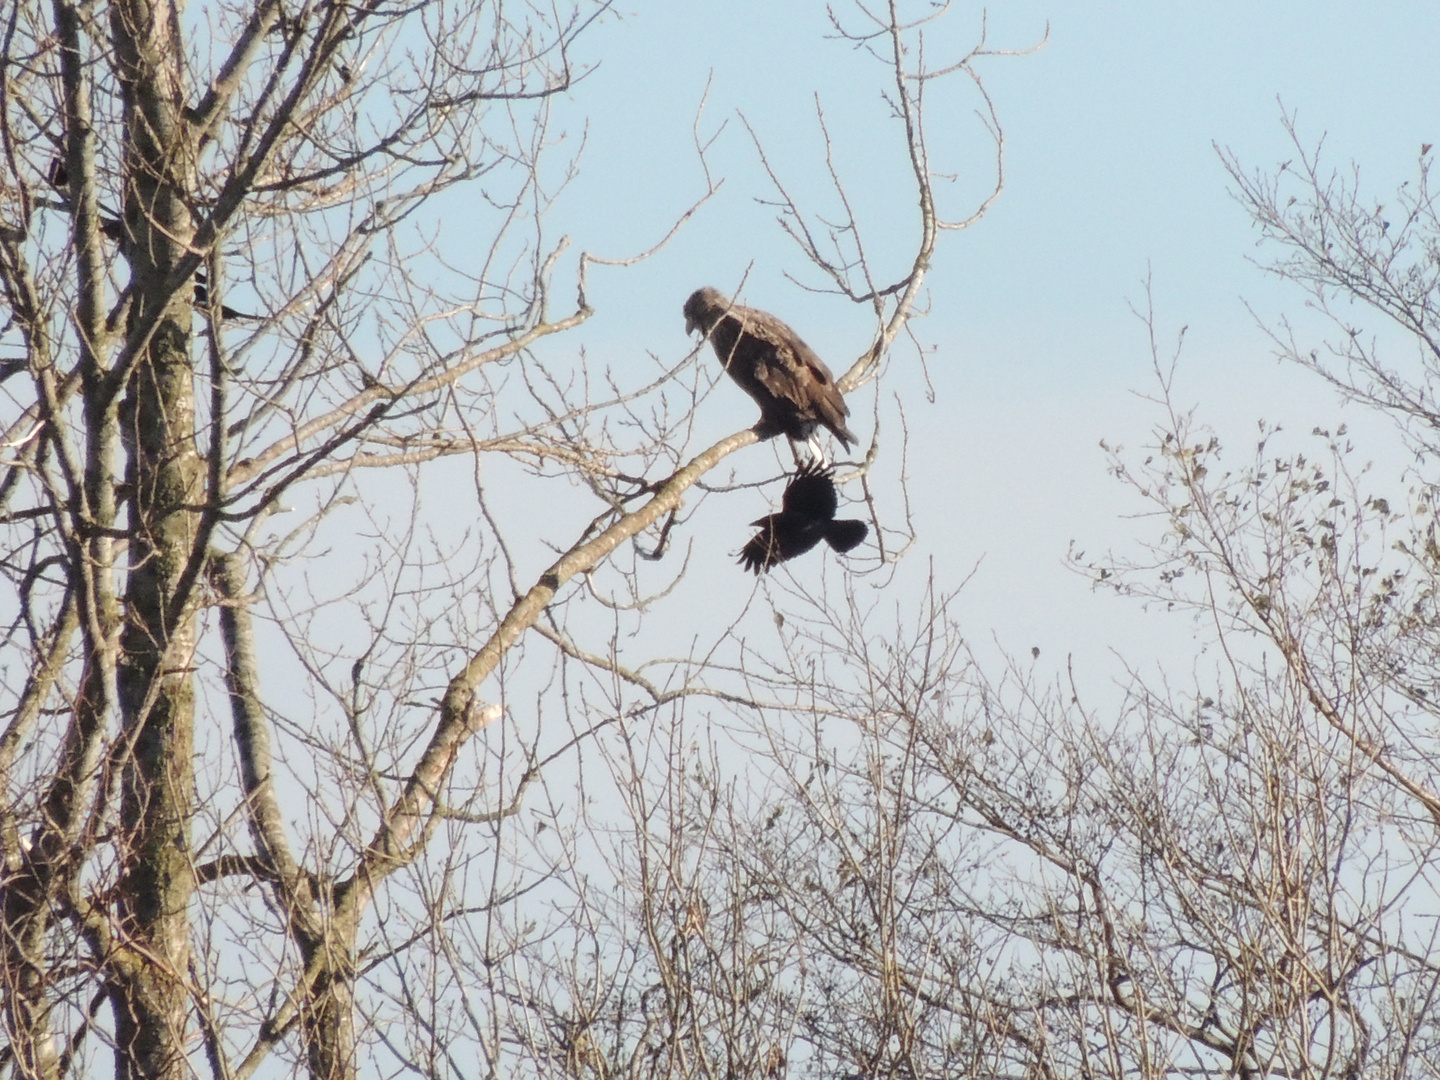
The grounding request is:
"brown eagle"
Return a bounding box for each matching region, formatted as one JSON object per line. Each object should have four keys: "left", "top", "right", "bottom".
{"left": 684, "top": 287, "right": 858, "bottom": 452}
{"left": 740, "top": 462, "right": 868, "bottom": 573}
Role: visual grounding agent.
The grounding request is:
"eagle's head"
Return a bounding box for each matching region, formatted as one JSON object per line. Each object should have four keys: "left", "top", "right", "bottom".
{"left": 683, "top": 287, "right": 729, "bottom": 336}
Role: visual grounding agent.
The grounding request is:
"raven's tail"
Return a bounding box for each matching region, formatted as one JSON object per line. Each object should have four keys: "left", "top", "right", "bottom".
{"left": 824, "top": 519, "right": 867, "bottom": 554}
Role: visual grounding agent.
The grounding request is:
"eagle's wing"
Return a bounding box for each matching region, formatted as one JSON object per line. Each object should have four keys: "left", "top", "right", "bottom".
{"left": 742, "top": 309, "right": 839, "bottom": 408}
{"left": 741, "top": 309, "right": 856, "bottom": 448}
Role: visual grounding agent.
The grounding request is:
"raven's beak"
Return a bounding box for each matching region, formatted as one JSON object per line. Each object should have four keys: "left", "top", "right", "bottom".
{"left": 685, "top": 315, "right": 697, "bottom": 335}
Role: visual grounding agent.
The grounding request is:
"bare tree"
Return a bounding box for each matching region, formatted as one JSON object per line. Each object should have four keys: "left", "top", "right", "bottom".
{"left": 0, "top": 0, "right": 1023, "bottom": 1077}
{"left": 513, "top": 131, "right": 1440, "bottom": 1080}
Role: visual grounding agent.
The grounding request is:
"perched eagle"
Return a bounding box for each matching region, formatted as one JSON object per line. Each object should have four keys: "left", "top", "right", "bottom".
{"left": 740, "top": 462, "right": 868, "bottom": 574}
{"left": 684, "top": 287, "right": 858, "bottom": 453}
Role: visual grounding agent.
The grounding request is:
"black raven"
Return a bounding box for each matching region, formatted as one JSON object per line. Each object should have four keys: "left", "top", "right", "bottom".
{"left": 740, "top": 462, "right": 867, "bottom": 573}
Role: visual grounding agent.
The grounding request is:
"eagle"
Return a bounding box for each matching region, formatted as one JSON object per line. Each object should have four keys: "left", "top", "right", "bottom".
{"left": 740, "top": 462, "right": 868, "bottom": 573}
{"left": 684, "top": 287, "right": 858, "bottom": 454}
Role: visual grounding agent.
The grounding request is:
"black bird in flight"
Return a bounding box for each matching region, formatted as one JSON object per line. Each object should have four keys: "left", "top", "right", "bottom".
{"left": 684, "top": 287, "right": 857, "bottom": 457}
{"left": 740, "top": 462, "right": 868, "bottom": 573}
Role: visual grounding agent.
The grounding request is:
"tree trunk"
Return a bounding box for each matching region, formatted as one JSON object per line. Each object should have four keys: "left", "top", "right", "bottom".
{"left": 107, "top": 1, "right": 201, "bottom": 1075}
{"left": 303, "top": 968, "right": 358, "bottom": 1080}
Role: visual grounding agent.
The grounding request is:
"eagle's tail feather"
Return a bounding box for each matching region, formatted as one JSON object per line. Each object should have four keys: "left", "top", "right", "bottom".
{"left": 830, "top": 421, "right": 858, "bottom": 450}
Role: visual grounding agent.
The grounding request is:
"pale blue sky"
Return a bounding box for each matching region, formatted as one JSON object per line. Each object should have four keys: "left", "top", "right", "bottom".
{"left": 493, "top": 2, "right": 1440, "bottom": 674}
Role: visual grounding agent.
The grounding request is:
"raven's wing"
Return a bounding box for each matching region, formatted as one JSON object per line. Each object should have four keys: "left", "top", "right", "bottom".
{"left": 740, "top": 512, "right": 826, "bottom": 573}
{"left": 779, "top": 461, "right": 838, "bottom": 520}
